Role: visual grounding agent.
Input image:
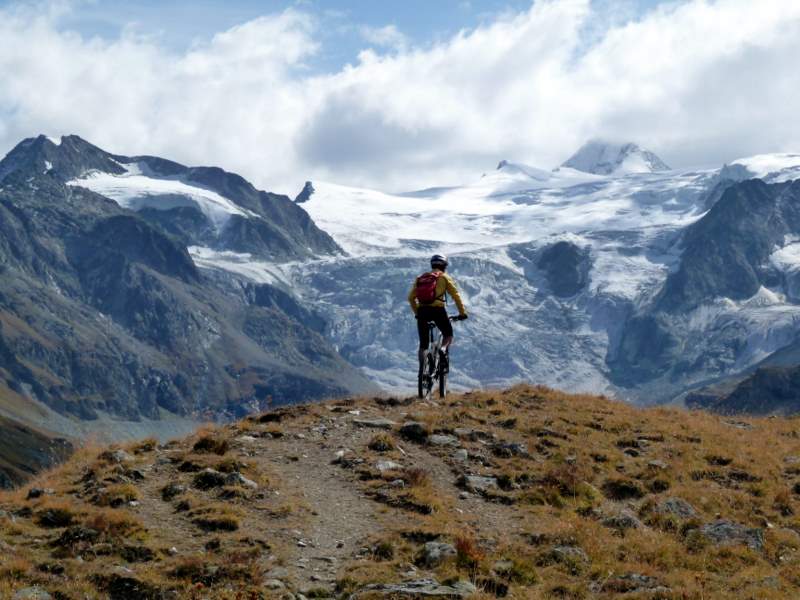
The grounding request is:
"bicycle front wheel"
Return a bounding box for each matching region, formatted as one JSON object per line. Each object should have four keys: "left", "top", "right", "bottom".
{"left": 417, "top": 351, "right": 426, "bottom": 398}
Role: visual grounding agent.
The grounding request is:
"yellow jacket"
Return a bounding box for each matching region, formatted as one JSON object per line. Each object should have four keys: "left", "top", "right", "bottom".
{"left": 408, "top": 269, "right": 467, "bottom": 316}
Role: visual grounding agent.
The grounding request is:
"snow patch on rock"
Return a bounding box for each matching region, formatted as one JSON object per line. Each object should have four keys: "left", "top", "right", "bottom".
{"left": 68, "top": 161, "right": 254, "bottom": 230}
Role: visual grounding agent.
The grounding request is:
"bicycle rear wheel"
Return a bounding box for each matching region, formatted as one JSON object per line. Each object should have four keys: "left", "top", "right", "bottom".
{"left": 417, "top": 351, "right": 428, "bottom": 398}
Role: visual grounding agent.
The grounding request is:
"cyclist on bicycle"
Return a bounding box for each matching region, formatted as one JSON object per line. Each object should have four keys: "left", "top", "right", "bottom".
{"left": 407, "top": 254, "right": 468, "bottom": 372}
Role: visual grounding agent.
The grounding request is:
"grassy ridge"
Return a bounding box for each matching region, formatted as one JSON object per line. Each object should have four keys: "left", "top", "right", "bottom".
{"left": 1, "top": 385, "right": 799, "bottom": 598}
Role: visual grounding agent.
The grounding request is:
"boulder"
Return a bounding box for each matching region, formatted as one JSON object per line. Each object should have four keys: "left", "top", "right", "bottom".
{"left": 490, "top": 441, "right": 528, "bottom": 458}
{"left": 160, "top": 483, "right": 187, "bottom": 501}
{"left": 551, "top": 545, "right": 589, "bottom": 564}
{"left": 353, "top": 418, "right": 397, "bottom": 430}
{"left": 375, "top": 461, "right": 403, "bottom": 473}
{"left": 354, "top": 578, "right": 476, "bottom": 597}
{"left": 601, "top": 510, "right": 642, "bottom": 531}
{"left": 225, "top": 472, "right": 258, "bottom": 489}
{"left": 264, "top": 579, "right": 285, "bottom": 590}
{"left": 700, "top": 520, "right": 764, "bottom": 550}
{"left": 400, "top": 422, "right": 429, "bottom": 442}
{"left": 428, "top": 434, "right": 459, "bottom": 447}
{"left": 417, "top": 542, "right": 457, "bottom": 567}
{"left": 100, "top": 449, "right": 133, "bottom": 464}
{"left": 460, "top": 475, "right": 498, "bottom": 494}
{"left": 595, "top": 573, "right": 670, "bottom": 594}
{"left": 53, "top": 526, "right": 100, "bottom": 548}
{"left": 25, "top": 488, "right": 54, "bottom": 500}
{"left": 193, "top": 468, "right": 227, "bottom": 490}
{"left": 656, "top": 497, "right": 698, "bottom": 520}
{"left": 13, "top": 588, "right": 52, "bottom": 600}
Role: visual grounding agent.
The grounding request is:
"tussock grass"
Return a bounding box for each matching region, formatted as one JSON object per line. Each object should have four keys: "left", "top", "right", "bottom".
{"left": 192, "top": 435, "right": 230, "bottom": 456}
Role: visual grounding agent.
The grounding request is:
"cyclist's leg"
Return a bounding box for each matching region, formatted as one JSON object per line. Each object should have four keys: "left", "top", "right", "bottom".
{"left": 433, "top": 308, "right": 454, "bottom": 353}
{"left": 431, "top": 308, "right": 453, "bottom": 372}
{"left": 441, "top": 335, "right": 453, "bottom": 352}
{"left": 416, "top": 307, "right": 431, "bottom": 369}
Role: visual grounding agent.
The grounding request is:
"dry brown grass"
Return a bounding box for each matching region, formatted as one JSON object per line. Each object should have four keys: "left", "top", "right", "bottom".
{"left": 94, "top": 482, "right": 140, "bottom": 507}
{"left": 192, "top": 435, "right": 230, "bottom": 456}
{"left": 84, "top": 507, "right": 144, "bottom": 539}
{"left": 189, "top": 503, "right": 242, "bottom": 532}
{"left": 4, "top": 384, "right": 800, "bottom": 599}
{"left": 368, "top": 432, "right": 396, "bottom": 452}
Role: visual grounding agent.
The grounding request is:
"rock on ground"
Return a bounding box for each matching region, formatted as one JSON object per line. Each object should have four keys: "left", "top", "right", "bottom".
{"left": 700, "top": 520, "right": 765, "bottom": 550}
{"left": 13, "top": 588, "right": 52, "bottom": 600}
{"left": 351, "top": 578, "right": 476, "bottom": 598}
{"left": 656, "top": 497, "right": 698, "bottom": 520}
{"left": 417, "top": 541, "right": 457, "bottom": 567}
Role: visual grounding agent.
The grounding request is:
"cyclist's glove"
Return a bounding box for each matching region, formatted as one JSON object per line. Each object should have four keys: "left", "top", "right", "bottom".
{"left": 458, "top": 314, "right": 469, "bottom": 321}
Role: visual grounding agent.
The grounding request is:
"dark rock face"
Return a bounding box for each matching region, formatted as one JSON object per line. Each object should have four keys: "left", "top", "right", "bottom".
{"left": 610, "top": 179, "right": 800, "bottom": 388}
{"left": 537, "top": 241, "right": 590, "bottom": 297}
{"left": 219, "top": 215, "right": 307, "bottom": 261}
{"left": 0, "top": 135, "right": 125, "bottom": 183}
{"left": 657, "top": 179, "right": 800, "bottom": 312}
{"left": 137, "top": 206, "right": 216, "bottom": 248}
{"left": 163, "top": 162, "right": 340, "bottom": 259}
{"left": 0, "top": 135, "right": 376, "bottom": 482}
{"left": 687, "top": 365, "right": 800, "bottom": 415}
{"left": 74, "top": 215, "right": 200, "bottom": 284}
{"left": 294, "top": 181, "right": 315, "bottom": 203}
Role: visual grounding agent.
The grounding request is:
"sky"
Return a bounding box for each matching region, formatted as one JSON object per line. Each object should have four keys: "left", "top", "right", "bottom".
{"left": 0, "top": 0, "right": 799, "bottom": 194}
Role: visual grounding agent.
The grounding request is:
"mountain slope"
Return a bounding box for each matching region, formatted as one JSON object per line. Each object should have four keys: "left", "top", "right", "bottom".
{"left": 0, "top": 135, "right": 375, "bottom": 452}
{"left": 1, "top": 385, "right": 799, "bottom": 599}
{"left": 0, "top": 412, "right": 72, "bottom": 490}
{"left": 612, "top": 179, "right": 800, "bottom": 391}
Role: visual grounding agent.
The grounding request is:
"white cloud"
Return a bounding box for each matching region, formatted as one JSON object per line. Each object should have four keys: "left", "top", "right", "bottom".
{"left": 1, "top": 0, "right": 800, "bottom": 195}
{"left": 359, "top": 24, "right": 408, "bottom": 51}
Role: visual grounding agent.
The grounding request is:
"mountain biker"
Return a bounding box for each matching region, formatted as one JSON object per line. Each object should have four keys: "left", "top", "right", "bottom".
{"left": 407, "top": 254, "right": 468, "bottom": 373}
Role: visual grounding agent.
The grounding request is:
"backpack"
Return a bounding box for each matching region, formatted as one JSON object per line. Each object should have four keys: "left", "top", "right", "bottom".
{"left": 415, "top": 271, "right": 444, "bottom": 304}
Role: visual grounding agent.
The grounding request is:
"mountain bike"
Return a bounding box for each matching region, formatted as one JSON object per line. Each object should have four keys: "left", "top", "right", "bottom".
{"left": 418, "top": 315, "right": 465, "bottom": 400}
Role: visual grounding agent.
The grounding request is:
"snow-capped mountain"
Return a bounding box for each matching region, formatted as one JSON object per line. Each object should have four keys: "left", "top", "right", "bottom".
{"left": 561, "top": 140, "right": 671, "bottom": 175}
{"left": 0, "top": 135, "right": 374, "bottom": 443}
{"left": 275, "top": 145, "right": 800, "bottom": 404}
{"left": 5, "top": 133, "right": 800, "bottom": 415}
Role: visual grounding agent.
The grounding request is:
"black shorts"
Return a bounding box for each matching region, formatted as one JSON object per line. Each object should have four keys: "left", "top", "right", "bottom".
{"left": 417, "top": 305, "right": 453, "bottom": 349}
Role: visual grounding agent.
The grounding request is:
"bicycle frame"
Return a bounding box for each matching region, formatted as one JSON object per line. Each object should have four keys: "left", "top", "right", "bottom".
{"left": 418, "top": 316, "right": 460, "bottom": 400}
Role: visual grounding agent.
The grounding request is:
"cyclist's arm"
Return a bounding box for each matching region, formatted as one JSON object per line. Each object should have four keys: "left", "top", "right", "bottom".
{"left": 407, "top": 280, "right": 419, "bottom": 315}
{"left": 445, "top": 275, "right": 467, "bottom": 316}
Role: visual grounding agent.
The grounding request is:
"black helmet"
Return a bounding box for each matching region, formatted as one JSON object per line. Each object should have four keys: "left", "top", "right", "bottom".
{"left": 430, "top": 254, "right": 448, "bottom": 270}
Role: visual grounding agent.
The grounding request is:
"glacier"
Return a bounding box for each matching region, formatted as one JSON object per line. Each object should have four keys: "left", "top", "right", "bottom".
{"left": 68, "top": 160, "right": 256, "bottom": 230}
{"left": 276, "top": 148, "right": 800, "bottom": 402}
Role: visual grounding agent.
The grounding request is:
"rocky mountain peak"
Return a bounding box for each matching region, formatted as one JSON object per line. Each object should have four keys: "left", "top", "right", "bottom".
{"left": 561, "top": 140, "right": 670, "bottom": 175}
{"left": 0, "top": 133, "right": 124, "bottom": 183}
{"left": 294, "top": 180, "right": 315, "bottom": 203}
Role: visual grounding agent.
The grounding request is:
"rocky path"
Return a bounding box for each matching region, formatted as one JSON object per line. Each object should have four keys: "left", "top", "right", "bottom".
{"left": 263, "top": 427, "right": 385, "bottom": 590}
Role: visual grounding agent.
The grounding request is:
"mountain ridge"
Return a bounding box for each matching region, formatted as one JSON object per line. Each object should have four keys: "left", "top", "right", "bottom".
{"left": 1, "top": 385, "right": 799, "bottom": 599}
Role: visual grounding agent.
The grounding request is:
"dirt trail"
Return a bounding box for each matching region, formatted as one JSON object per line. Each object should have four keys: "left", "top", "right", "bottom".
{"left": 261, "top": 425, "right": 385, "bottom": 588}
